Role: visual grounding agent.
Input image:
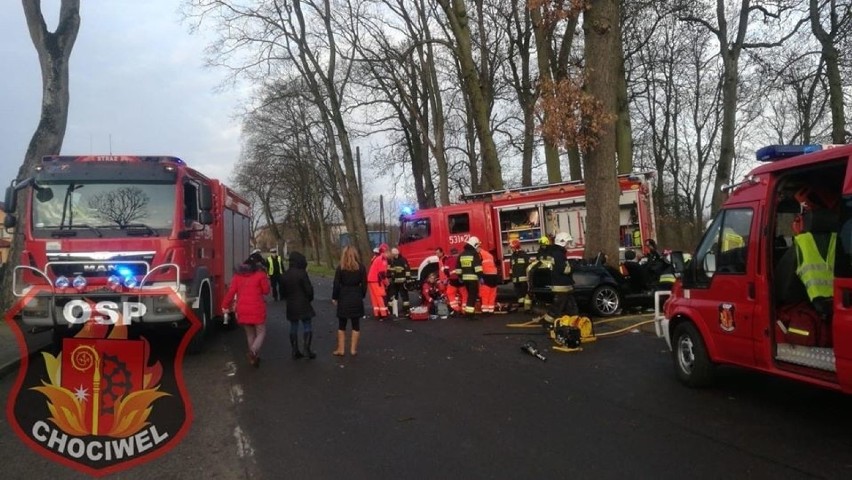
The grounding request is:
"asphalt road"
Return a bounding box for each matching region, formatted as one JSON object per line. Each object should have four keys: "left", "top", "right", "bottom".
{"left": 2, "top": 275, "right": 852, "bottom": 479}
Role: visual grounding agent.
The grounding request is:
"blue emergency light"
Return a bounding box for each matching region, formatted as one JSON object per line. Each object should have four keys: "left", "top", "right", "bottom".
{"left": 401, "top": 205, "right": 415, "bottom": 216}
{"left": 755, "top": 144, "right": 821, "bottom": 162}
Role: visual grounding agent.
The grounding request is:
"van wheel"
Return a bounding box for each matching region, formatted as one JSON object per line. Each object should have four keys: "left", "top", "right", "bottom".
{"left": 187, "top": 289, "right": 211, "bottom": 355}
{"left": 590, "top": 285, "right": 621, "bottom": 317}
{"left": 672, "top": 322, "right": 714, "bottom": 387}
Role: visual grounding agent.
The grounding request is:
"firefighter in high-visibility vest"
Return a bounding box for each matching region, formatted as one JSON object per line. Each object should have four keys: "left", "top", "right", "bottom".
{"left": 793, "top": 210, "right": 837, "bottom": 319}
{"left": 541, "top": 232, "right": 579, "bottom": 324}
{"left": 388, "top": 247, "right": 411, "bottom": 316}
{"left": 509, "top": 239, "right": 531, "bottom": 311}
{"left": 479, "top": 246, "right": 499, "bottom": 314}
{"left": 455, "top": 237, "right": 483, "bottom": 316}
{"left": 266, "top": 249, "right": 285, "bottom": 301}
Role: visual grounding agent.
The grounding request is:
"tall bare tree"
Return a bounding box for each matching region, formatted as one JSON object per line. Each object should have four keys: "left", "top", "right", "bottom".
{"left": 2, "top": 1, "right": 81, "bottom": 307}
{"left": 809, "top": 0, "right": 852, "bottom": 143}
{"left": 186, "top": 0, "right": 372, "bottom": 257}
{"left": 530, "top": 0, "right": 581, "bottom": 182}
{"left": 583, "top": 0, "right": 621, "bottom": 263}
{"left": 682, "top": 0, "right": 806, "bottom": 213}
{"left": 436, "top": 0, "right": 504, "bottom": 191}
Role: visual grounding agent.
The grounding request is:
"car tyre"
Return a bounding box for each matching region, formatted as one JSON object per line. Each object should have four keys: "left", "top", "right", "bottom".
{"left": 672, "top": 322, "right": 715, "bottom": 387}
{"left": 590, "top": 284, "right": 621, "bottom": 317}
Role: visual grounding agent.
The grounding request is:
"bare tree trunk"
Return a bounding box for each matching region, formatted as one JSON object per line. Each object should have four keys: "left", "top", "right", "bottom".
{"left": 437, "top": 0, "right": 503, "bottom": 191}
{"left": 614, "top": 14, "right": 633, "bottom": 174}
{"left": 583, "top": 0, "right": 621, "bottom": 264}
{"left": 810, "top": 0, "right": 847, "bottom": 143}
{"left": 530, "top": 7, "right": 562, "bottom": 183}
{"left": 418, "top": 0, "right": 451, "bottom": 205}
{"left": 3, "top": 0, "right": 80, "bottom": 309}
{"left": 567, "top": 145, "right": 582, "bottom": 181}
{"left": 709, "top": 0, "right": 746, "bottom": 213}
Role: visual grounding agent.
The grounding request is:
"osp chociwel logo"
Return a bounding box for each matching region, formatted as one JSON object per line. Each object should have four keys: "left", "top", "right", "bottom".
{"left": 5, "top": 286, "right": 200, "bottom": 477}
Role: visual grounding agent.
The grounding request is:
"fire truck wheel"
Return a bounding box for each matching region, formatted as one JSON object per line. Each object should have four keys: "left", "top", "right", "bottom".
{"left": 590, "top": 285, "right": 621, "bottom": 317}
{"left": 187, "top": 288, "right": 212, "bottom": 355}
{"left": 672, "top": 322, "right": 715, "bottom": 387}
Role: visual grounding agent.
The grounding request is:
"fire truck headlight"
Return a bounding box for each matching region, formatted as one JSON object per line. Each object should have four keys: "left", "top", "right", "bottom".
{"left": 107, "top": 275, "right": 123, "bottom": 291}
{"left": 55, "top": 276, "right": 70, "bottom": 289}
{"left": 72, "top": 275, "right": 87, "bottom": 290}
{"left": 123, "top": 276, "right": 139, "bottom": 288}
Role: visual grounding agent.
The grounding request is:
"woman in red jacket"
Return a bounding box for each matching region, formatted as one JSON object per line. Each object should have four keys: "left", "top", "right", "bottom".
{"left": 222, "top": 260, "right": 271, "bottom": 367}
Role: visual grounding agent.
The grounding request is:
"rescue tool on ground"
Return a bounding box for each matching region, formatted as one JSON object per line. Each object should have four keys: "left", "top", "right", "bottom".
{"left": 3, "top": 155, "right": 252, "bottom": 353}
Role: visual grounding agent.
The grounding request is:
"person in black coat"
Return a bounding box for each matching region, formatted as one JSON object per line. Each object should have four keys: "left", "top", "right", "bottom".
{"left": 281, "top": 251, "right": 317, "bottom": 359}
{"left": 331, "top": 246, "right": 367, "bottom": 356}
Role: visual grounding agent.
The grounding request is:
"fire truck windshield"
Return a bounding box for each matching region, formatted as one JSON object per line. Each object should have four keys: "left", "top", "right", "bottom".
{"left": 399, "top": 217, "right": 430, "bottom": 244}
{"left": 32, "top": 182, "right": 177, "bottom": 238}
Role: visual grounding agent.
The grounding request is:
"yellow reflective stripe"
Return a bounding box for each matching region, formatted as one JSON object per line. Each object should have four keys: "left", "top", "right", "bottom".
{"left": 551, "top": 285, "right": 574, "bottom": 293}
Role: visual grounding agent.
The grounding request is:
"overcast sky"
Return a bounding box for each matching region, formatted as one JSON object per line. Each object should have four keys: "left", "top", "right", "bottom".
{"left": 0, "top": 1, "right": 244, "bottom": 189}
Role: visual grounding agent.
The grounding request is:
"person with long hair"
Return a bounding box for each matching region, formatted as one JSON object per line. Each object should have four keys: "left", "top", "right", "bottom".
{"left": 332, "top": 246, "right": 367, "bottom": 355}
{"left": 221, "top": 258, "right": 271, "bottom": 367}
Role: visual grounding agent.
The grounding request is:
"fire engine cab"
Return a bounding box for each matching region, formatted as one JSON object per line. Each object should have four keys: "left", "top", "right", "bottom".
{"left": 3, "top": 155, "right": 252, "bottom": 352}
{"left": 657, "top": 144, "right": 852, "bottom": 393}
{"left": 398, "top": 172, "right": 657, "bottom": 280}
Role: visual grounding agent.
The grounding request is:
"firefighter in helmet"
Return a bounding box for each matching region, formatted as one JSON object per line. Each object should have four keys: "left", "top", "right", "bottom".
{"left": 455, "top": 236, "right": 483, "bottom": 316}
{"left": 509, "top": 239, "right": 531, "bottom": 311}
{"left": 541, "top": 232, "right": 579, "bottom": 324}
{"left": 387, "top": 247, "right": 412, "bottom": 317}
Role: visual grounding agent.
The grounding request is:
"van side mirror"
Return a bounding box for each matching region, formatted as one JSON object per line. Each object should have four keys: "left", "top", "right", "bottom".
{"left": 704, "top": 252, "right": 716, "bottom": 276}
{"left": 4, "top": 186, "right": 16, "bottom": 213}
{"left": 670, "top": 251, "right": 685, "bottom": 275}
{"left": 4, "top": 214, "right": 17, "bottom": 229}
{"left": 199, "top": 184, "right": 213, "bottom": 211}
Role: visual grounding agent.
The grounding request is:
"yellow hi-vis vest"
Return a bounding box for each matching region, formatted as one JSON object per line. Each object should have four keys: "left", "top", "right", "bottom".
{"left": 794, "top": 232, "right": 836, "bottom": 301}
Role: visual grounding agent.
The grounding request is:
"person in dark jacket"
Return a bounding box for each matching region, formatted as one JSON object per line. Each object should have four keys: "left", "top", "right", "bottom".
{"left": 455, "top": 237, "right": 483, "bottom": 316}
{"left": 281, "top": 251, "right": 317, "bottom": 359}
{"left": 387, "top": 247, "right": 411, "bottom": 317}
{"left": 541, "top": 232, "right": 578, "bottom": 324}
{"left": 221, "top": 260, "right": 271, "bottom": 367}
{"left": 509, "top": 239, "right": 531, "bottom": 311}
{"left": 331, "top": 246, "right": 367, "bottom": 356}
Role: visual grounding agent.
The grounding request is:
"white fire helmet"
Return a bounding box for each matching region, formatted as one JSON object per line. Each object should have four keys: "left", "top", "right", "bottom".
{"left": 554, "top": 232, "right": 572, "bottom": 247}
{"left": 467, "top": 236, "right": 482, "bottom": 248}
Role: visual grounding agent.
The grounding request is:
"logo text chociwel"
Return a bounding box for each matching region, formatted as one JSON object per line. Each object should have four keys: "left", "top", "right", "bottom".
{"left": 62, "top": 300, "right": 147, "bottom": 325}
{"left": 32, "top": 421, "right": 169, "bottom": 462}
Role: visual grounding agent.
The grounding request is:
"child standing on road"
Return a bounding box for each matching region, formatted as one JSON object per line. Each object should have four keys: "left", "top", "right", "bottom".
{"left": 331, "top": 246, "right": 367, "bottom": 356}
{"left": 221, "top": 260, "right": 271, "bottom": 367}
{"left": 281, "top": 251, "right": 317, "bottom": 359}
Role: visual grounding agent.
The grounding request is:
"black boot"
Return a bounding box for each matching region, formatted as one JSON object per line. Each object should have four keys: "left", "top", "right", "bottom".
{"left": 290, "top": 333, "right": 304, "bottom": 359}
{"left": 303, "top": 332, "right": 316, "bottom": 359}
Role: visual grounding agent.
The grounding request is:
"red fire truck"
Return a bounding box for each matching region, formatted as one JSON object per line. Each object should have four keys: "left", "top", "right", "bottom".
{"left": 397, "top": 172, "right": 657, "bottom": 279}
{"left": 3, "top": 155, "right": 252, "bottom": 352}
{"left": 656, "top": 144, "right": 852, "bottom": 393}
